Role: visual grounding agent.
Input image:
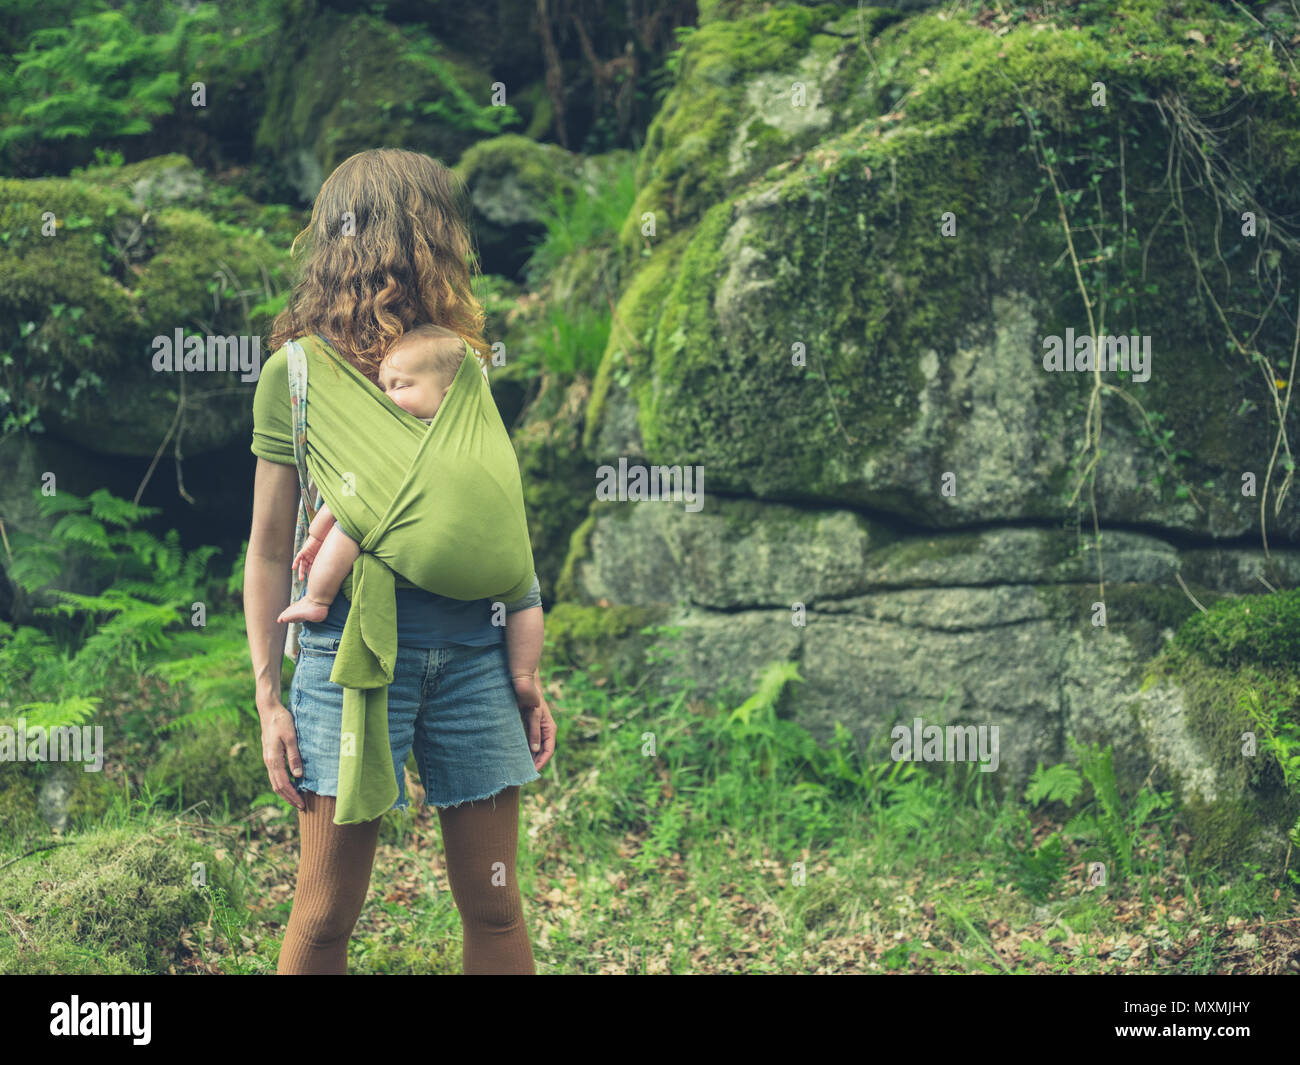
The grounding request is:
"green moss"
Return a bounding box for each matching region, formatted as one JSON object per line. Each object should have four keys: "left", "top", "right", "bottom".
{"left": 1172, "top": 588, "right": 1300, "bottom": 670}
{"left": 1145, "top": 649, "right": 1300, "bottom": 869}
{"left": 453, "top": 134, "right": 576, "bottom": 212}
{"left": 0, "top": 172, "right": 291, "bottom": 453}
{"left": 585, "top": 230, "right": 691, "bottom": 453}
{"left": 65, "top": 768, "right": 119, "bottom": 829}
{"left": 544, "top": 601, "right": 667, "bottom": 681}
{"left": 0, "top": 823, "right": 242, "bottom": 974}
{"left": 554, "top": 508, "right": 599, "bottom": 603}
{"left": 65, "top": 153, "right": 307, "bottom": 242}
{"left": 255, "top": 9, "right": 497, "bottom": 200}
{"left": 1144, "top": 589, "right": 1300, "bottom": 868}
{"left": 594, "top": 0, "right": 1300, "bottom": 520}
{"left": 0, "top": 769, "right": 45, "bottom": 844}
{"left": 627, "top": 3, "right": 881, "bottom": 246}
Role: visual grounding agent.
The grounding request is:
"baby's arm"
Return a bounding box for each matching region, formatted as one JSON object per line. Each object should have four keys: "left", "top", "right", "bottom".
{"left": 307, "top": 502, "right": 337, "bottom": 541}
{"left": 302, "top": 522, "right": 361, "bottom": 608}
{"left": 291, "top": 503, "right": 338, "bottom": 581}
{"left": 277, "top": 520, "right": 361, "bottom": 625}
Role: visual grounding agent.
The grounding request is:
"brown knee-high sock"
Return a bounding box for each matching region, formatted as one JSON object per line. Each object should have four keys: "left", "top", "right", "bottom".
{"left": 437, "top": 785, "right": 535, "bottom": 974}
{"left": 277, "top": 792, "right": 381, "bottom": 975}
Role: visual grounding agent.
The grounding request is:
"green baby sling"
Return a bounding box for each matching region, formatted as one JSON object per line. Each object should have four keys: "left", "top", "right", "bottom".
{"left": 284, "top": 333, "right": 535, "bottom": 826}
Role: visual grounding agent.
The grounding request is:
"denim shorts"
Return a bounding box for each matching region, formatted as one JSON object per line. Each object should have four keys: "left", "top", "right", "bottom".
{"left": 288, "top": 624, "right": 541, "bottom": 812}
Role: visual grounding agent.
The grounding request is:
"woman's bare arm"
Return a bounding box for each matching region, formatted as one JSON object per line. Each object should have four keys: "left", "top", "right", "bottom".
{"left": 244, "top": 458, "right": 307, "bottom": 809}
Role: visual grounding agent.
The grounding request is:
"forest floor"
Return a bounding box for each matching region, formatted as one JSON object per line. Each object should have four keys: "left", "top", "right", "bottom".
{"left": 159, "top": 666, "right": 1300, "bottom": 976}
{"left": 2, "top": 657, "right": 1296, "bottom": 974}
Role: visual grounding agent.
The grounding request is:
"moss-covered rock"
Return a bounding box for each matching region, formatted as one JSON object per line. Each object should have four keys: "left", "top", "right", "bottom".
{"left": 1139, "top": 647, "right": 1300, "bottom": 871}
{"left": 544, "top": 601, "right": 668, "bottom": 682}
{"left": 1130, "top": 589, "right": 1300, "bottom": 870}
{"left": 0, "top": 822, "right": 243, "bottom": 974}
{"left": 70, "top": 153, "right": 308, "bottom": 246}
{"left": 589, "top": 1, "right": 1300, "bottom": 538}
{"left": 1171, "top": 587, "right": 1300, "bottom": 670}
{"left": 0, "top": 169, "right": 291, "bottom": 457}
{"left": 253, "top": 8, "right": 508, "bottom": 204}
{"left": 455, "top": 134, "right": 584, "bottom": 277}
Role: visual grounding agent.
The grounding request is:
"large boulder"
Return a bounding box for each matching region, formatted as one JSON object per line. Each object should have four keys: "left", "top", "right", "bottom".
{"left": 0, "top": 158, "right": 295, "bottom": 571}
{"left": 0, "top": 161, "right": 291, "bottom": 456}
{"left": 560, "top": 1, "right": 1300, "bottom": 862}
{"left": 252, "top": 7, "right": 525, "bottom": 204}
{"left": 562, "top": 493, "right": 1300, "bottom": 792}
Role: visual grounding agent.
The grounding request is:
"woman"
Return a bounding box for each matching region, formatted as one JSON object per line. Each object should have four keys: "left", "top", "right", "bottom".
{"left": 243, "top": 148, "right": 556, "bottom": 975}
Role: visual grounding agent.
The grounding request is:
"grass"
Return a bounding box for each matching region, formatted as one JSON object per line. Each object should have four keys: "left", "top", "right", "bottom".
{"left": 1, "top": 629, "right": 1296, "bottom": 974}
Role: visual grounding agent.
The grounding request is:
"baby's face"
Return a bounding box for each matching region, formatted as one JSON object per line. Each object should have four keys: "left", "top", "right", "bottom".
{"left": 378, "top": 342, "right": 452, "bottom": 420}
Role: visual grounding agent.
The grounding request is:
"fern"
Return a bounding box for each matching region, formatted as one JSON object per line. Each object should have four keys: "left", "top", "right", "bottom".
{"left": 728, "top": 660, "right": 802, "bottom": 729}
{"left": 1024, "top": 761, "right": 1085, "bottom": 807}
{"left": 0, "top": 487, "right": 248, "bottom": 738}
{"left": 7, "top": 695, "right": 101, "bottom": 732}
{"left": 152, "top": 619, "right": 265, "bottom": 732}
{"left": 1003, "top": 808, "right": 1067, "bottom": 903}
{"left": 1065, "top": 740, "right": 1172, "bottom": 882}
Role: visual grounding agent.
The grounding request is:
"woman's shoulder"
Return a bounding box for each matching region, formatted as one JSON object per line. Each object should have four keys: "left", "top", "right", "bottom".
{"left": 251, "top": 342, "right": 293, "bottom": 406}
{"left": 257, "top": 336, "right": 317, "bottom": 382}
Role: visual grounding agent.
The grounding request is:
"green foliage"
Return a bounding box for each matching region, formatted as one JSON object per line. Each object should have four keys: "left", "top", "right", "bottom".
{"left": 1, "top": 310, "right": 105, "bottom": 436}
{"left": 393, "top": 22, "right": 518, "bottom": 136}
{"left": 0, "top": 1, "right": 279, "bottom": 169}
{"left": 1003, "top": 810, "right": 1067, "bottom": 903}
{"left": 0, "top": 486, "right": 244, "bottom": 739}
{"left": 517, "top": 153, "right": 637, "bottom": 377}
{"left": 1233, "top": 672, "right": 1300, "bottom": 874}
{"left": 524, "top": 154, "right": 638, "bottom": 285}
{"left": 1172, "top": 588, "right": 1300, "bottom": 670}
{"left": 1062, "top": 740, "right": 1173, "bottom": 883}
{"left": 1008, "top": 741, "right": 1172, "bottom": 898}
{"left": 1024, "top": 761, "right": 1085, "bottom": 807}
{"left": 528, "top": 298, "right": 611, "bottom": 378}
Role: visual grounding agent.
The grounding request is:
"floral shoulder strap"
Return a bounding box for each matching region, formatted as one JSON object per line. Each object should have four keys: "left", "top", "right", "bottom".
{"left": 285, "top": 339, "right": 321, "bottom": 662}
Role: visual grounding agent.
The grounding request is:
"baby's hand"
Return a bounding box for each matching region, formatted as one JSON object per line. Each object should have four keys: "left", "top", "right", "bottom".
{"left": 291, "top": 535, "right": 322, "bottom": 582}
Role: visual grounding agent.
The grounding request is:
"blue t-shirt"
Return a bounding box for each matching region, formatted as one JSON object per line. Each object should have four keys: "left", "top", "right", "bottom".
{"left": 307, "top": 575, "right": 541, "bottom": 649}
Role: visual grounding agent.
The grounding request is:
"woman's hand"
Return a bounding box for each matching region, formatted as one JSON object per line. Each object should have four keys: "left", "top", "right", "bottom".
{"left": 258, "top": 698, "right": 306, "bottom": 811}
{"left": 512, "top": 672, "right": 555, "bottom": 771}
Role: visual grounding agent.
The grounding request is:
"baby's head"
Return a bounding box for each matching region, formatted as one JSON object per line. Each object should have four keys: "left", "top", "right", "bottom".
{"left": 378, "top": 324, "right": 466, "bottom": 421}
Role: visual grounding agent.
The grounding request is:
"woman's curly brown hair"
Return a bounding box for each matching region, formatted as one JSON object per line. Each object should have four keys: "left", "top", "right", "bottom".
{"left": 268, "top": 148, "right": 490, "bottom": 381}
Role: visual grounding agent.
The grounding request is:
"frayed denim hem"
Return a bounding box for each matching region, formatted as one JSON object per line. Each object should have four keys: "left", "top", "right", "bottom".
{"left": 421, "top": 771, "right": 540, "bottom": 811}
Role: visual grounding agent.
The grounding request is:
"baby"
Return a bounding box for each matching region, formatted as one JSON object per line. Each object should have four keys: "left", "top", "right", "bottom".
{"left": 278, "top": 323, "right": 545, "bottom": 733}
{"left": 277, "top": 323, "right": 460, "bottom": 626}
